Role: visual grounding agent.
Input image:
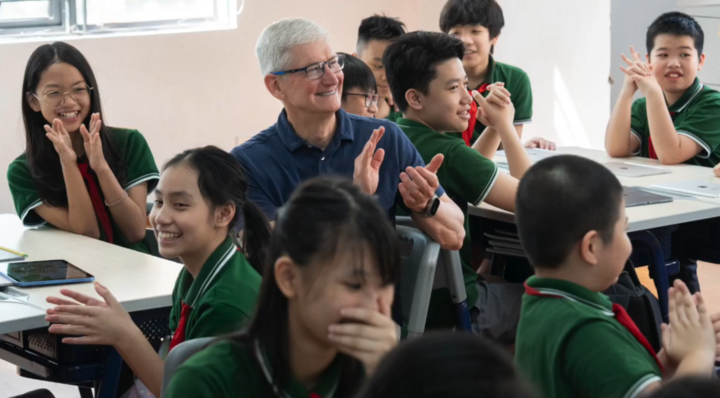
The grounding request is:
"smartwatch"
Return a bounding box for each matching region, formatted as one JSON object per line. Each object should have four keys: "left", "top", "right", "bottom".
{"left": 412, "top": 195, "right": 441, "bottom": 218}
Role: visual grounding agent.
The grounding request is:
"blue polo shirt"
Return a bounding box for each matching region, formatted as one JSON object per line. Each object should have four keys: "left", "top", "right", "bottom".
{"left": 231, "top": 109, "right": 445, "bottom": 222}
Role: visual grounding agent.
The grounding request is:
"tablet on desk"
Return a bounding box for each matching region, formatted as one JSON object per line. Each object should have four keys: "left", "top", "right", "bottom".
{"left": 623, "top": 186, "right": 674, "bottom": 207}
{"left": 604, "top": 162, "right": 671, "bottom": 178}
{"left": 651, "top": 181, "right": 720, "bottom": 198}
{"left": 0, "top": 260, "right": 94, "bottom": 287}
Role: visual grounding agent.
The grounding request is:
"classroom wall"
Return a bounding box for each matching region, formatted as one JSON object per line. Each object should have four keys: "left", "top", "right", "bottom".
{"left": 0, "top": 0, "right": 612, "bottom": 214}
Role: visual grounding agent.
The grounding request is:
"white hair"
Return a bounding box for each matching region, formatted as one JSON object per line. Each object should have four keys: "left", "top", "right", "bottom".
{"left": 255, "top": 18, "right": 329, "bottom": 76}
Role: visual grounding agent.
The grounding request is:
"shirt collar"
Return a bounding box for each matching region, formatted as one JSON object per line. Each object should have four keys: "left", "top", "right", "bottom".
{"left": 254, "top": 339, "right": 342, "bottom": 398}
{"left": 525, "top": 275, "right": 614, "bottom": 315}
{"left": 182, "top": 235, "right": 236, "bottom": 308}
{"left": 276, "top": 109, "right": 354, "bottom": 153}
{"left": 395, "top": 117, "right": 434, "bottom": 131}
{"left": 668, "top": 77, "right": 703, "bottom": 114}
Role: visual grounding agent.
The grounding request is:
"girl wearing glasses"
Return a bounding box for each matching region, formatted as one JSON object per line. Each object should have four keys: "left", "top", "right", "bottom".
{"left": 8, "top": 42, "right": 159, "bottom": 253}
{"left": 339, "top": 53, "right": 380, "bottom": 118}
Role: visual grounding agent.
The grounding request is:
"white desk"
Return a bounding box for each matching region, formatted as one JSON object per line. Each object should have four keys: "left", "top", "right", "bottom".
{"left": 0, "top": 214, "right": 182, "bottom": 335}
{"left": 469, "top": 147, "right": 720, "bottom": 232}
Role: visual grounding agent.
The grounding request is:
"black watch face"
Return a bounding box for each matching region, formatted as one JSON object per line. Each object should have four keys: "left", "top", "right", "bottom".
{"left": 428, "top": 197, "right": 441, "bottom": 216}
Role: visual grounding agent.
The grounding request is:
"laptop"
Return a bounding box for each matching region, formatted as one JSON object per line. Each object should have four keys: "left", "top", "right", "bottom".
{"left": 623, "top": 186, "right": 674, "bottom": 208}
{"left": 604, "top": 162, "right": 672, "bottom": 178}
{"left": 650, "top": 181, "right": 720, "bottom": 198}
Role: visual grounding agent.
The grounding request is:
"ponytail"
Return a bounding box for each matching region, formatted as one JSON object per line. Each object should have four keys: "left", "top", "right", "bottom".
{"left": 241, "top": 200, "right": 271, "bottom": 274}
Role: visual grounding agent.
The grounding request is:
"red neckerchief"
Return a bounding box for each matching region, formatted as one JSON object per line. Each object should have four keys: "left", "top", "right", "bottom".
{"left": 169, "top": 301, "right": 192, "bottom": 351}
{"left": 648, "top": 111, "right": 678, "bottom": 160}
{"left": 461, "top": 83, "right": 490, "bottom": 146}
{"left": 77, "top": 162, "right": 114, "bottom": 243}
{"left": 524, "top": 282, "right": 665, "bottom": 374}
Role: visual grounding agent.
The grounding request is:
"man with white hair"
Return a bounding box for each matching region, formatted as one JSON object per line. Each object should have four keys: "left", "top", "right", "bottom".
{"left": 232, "top": 18, "right": 465, "bottom": 250}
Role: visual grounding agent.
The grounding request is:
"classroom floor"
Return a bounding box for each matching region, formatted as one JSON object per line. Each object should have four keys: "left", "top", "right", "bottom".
{"left": 2, "top": 262, "right": 720, "bottom": 398}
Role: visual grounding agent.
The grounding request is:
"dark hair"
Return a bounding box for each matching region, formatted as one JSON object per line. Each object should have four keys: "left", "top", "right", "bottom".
{"left": 21, "top": 42, "right": 127, "bottom": 208}
{"left": 439, "top": 0, "right": 505, "bottom": 39}
{"left": 647, "top": 376, "right": 720, "bottom": 398}
{"left": 516, "top": 155, "right": 623, "bottom": 269}
{"left": 646, "top": 12, "right": 704, "bottom": 56}
{"left": 163, "top": 146, "right": 270, "bottom": 273}
{"left": 383, "top": 31, "right": 465, "bottom": 113}
{"left": 339, "top": 53, "right": 377, "bottom": 101}
{"left": 233, "top": 177, "right": 401, "bottom": 397}
{"left": 356, "top": 331, "right": 536, "bottom": 398}
{"left": 356, "top": 15, "right": 406, "bottom": 53}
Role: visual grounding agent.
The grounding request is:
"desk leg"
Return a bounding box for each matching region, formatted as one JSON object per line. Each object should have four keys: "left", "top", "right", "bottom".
{"left": 630, "top": 231, "right": 669, "bottom": 323}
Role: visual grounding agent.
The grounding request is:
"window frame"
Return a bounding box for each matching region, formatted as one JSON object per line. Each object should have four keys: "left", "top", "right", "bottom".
{"left": 0, "top": 0, "right": 236, "bottom": 40}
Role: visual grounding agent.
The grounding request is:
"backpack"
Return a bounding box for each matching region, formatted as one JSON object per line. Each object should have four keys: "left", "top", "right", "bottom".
{"left": 603, "top": 260, "right": 664, "bottom": 353}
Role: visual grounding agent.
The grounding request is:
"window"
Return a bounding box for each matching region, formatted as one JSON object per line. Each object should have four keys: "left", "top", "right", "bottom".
{"left": 0, "top": 0, "right": 238, "bottom": 41}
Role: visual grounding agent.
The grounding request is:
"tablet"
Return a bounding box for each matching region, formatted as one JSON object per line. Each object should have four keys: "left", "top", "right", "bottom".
{"left": 623, "top": 186, "right": 674, "bottom": 207}
{"left": 604, "top": 162, "right": 671, "bottom": 178}
{"left": 650, "top": 181, "right": 720, "bottom": 198}
{"left": 0, "top": 260, "right": 94, "bottom": 287}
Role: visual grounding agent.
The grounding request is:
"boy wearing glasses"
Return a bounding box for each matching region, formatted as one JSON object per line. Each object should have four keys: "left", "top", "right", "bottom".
{"left": 340, "top": 53, "right": 380, "bottom": 118}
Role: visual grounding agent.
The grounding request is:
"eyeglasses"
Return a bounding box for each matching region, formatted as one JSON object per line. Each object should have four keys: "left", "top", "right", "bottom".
{"left": 32, "top": 85, "right": 93, "bottom": 109}
{"left": 272, "top": 55, "right": 345, "bottom": 81}
{"left": 345, "top": 93, "right": 380, "bottom": 108}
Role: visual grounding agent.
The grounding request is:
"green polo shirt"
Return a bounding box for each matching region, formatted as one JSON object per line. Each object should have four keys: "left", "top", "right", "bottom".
{"left": 7, "top": 128, "right": 159, "bottom": 253}
{"left": 515, "top": 276, "right": 662, "bottom": 398}
{"left": 448, "top": 55, "right": 533, "bottom": 143}
{"left": 169, "top": 236, "right": 261, "bottom": 341}
{"left": 165, "top": 339, "right": 344, "bottom": 398}
{"left": 385, "top": 98, "right": 402, "bottom": 123}
{"left": 631, "top": 78, "right": 720, "bottom": 167}
{"left": 397, "top": 118, "right": 499, "bottom": 329}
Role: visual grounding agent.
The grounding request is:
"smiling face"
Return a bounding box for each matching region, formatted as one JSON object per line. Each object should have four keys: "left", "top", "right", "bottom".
{"left": 27, "top": 62, "right": 92, "bottom": 133}
{"left": 447, "top": 25, "right": 499, "bottom": 74}
{"left": 648, "top": 34, "right": 705, "bottom": 96}
{"left": 149, "top": 163, "right": 231, "bottom": 262}
{"left": 274, "top": 41, "right": 344, "bottom": 116}
{"left": 412, "top": 58, "right": 473, "bottom": 133}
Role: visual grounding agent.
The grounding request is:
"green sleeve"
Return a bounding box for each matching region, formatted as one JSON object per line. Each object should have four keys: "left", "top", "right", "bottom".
{"left": 186, "top": 303, "right": 251, "bottom": 340}
{"left": 7, "top": 159, "right": 46, "bottom": 226}
{"left": 563, "top": 321, "right": 662, "bottom": 398}
{"left": 165, "top": 342, "right": 245, "bottom": 398}
{"left": 674, "top": 95, "right": 720, "bottom": 160}
{"left": 512, "top": 71, "right": 533, "bottom": 124}
{"left": 444, "top": 144, "right": 499, "bottom": 206}
{"left": 630, "top": 99, "right": 648, "bottom": 155}
{"left": 119, "top": 130, "right": 159, "bottom": 192}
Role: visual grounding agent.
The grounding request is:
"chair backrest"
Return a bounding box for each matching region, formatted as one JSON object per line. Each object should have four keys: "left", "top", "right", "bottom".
{"left": 160, "top": 337, "right": 215, "bottom": 397}
{"left": 397, "top": 225, "right": 440, "bottom": 338}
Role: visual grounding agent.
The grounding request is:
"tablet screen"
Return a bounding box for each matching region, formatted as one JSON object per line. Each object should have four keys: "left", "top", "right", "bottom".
{"left": 0, "top": 260, "right": 93, "bottom": 283}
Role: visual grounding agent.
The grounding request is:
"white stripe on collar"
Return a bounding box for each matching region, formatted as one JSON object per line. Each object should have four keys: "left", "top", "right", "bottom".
{"left": 675, "top": 82, "right": 704, "bottom": 113}
{"left": 534, "top": 288, "right": 615, "bottom": 316}
{"left": 190, "top": 243, "right": 236, "bottom": 308}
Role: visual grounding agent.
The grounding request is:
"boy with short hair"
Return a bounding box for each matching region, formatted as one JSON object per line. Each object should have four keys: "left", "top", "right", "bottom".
{"left": 384, "top": 31, "right": 530, "bottom": 337}
{"left": 606, "top": 11, "right": 720, "bottom": 294}
{"left": 514, "top": 155, "right": 718, "bottom": 398}
{"left": 354, "top": 15, "right": 405, "bottom": 121}
{"left": 606, "top": 12, "right": 720, "bottom": 167}
{"left": 439, "top": 0, "right": 533, "bottom": 148}
{"left": 339, "top": 53, "right": 380, "bottom": 118}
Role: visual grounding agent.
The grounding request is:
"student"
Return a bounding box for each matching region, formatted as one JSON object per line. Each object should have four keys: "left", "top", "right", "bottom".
{"left": 384, "top": 31, "right": 529, "bottom": 337}
{"left": 439, "top": 0, "right": 534, "bottom": 146}
{"left": 43, "top": 146, "right": 271, "bottom": 397}
{"left": 339, "top": 53, "right": 380, "bottom": 118}
{"left": 514, "top": 155, "right": 719, "bottom": 398}
{"left": 8, "top": 42, "right": 159, "bottom": 253}
{"left": 606, "top": 12, "right": 720, "bottom": 167}
{"left": 647, "top": 377, "right": 720, "bottom": 398}
{"left": 356, "top": 331, "right": 536, "bottom": 398}
{"left": 164, "top": 177, "right": 400, "bottom": 398}
{"left": 354, "top": 15, "right": 405, "bottom": 121}
{"left": 605, "top": 12, "right": 720, "bottom": 294}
